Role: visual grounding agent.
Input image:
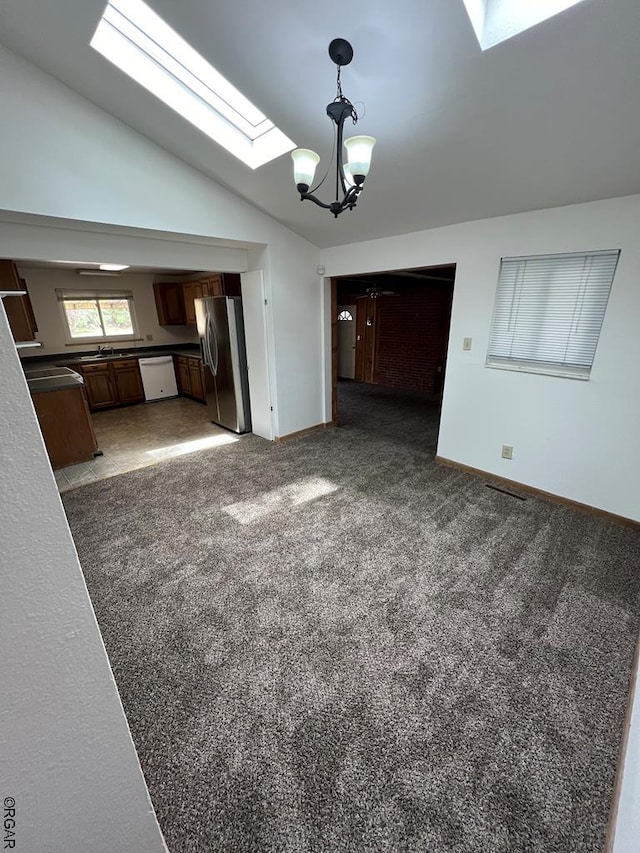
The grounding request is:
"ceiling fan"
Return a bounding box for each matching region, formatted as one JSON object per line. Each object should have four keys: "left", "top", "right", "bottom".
{"left": 357, "top": 285, "right": 398, "bottom": 300}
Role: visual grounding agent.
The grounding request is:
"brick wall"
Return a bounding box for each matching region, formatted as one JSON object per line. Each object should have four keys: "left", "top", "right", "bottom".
{"left": 374, "top": 286, "right": 452, "bottom": 393}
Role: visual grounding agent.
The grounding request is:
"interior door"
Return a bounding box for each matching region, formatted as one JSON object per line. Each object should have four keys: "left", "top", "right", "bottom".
{"left": 337, "top": 305, "right": 357, "bottom": 379}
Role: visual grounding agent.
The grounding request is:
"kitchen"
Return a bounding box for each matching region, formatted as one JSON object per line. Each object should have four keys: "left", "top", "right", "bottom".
{"left": 1, "top": 257, "right": 251, "bottom": 489}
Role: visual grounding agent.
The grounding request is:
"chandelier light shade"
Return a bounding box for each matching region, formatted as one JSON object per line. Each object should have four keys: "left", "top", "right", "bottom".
{"left": 292, "top": 39, "right": 376, "bottom": 218}
{"left": 291, "top": 149, "right": 321, "bottom": 189}
{"left": 344, "top": 136, "right": 376, "bottom": 180}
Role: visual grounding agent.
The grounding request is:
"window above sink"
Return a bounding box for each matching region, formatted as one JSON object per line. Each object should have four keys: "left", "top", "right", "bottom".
{"left": 57, "top": 288, "right": 139, "bottom": 344}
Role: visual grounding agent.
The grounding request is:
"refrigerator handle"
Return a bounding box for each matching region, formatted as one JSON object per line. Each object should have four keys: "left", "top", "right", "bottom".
{"left": 202, "top": 329, "right": 211, "bottom": 370}
{"left": 202, "top": 321, "right": 215, "bottom": 372}
{"left": 208, "top": 316, "right": 219, "bottom": 375}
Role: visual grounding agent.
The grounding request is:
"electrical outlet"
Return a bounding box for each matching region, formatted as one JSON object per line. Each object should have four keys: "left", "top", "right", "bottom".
{"left": 146, "top": 334, "right": 153, "bottom": 341}
{"left": 463, "top": 337, "right": 472, "bottom": 351}
{"left": 501, "top": 445, "right": 513, "bottom": 460}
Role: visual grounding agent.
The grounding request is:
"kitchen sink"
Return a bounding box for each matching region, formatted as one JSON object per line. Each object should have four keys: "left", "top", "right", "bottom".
{"left": 77, "top": 352, "right": 133, "bottom": 361}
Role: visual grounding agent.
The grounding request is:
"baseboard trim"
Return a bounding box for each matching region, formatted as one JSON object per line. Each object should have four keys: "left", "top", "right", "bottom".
{"left": 435, "top": 456, "right": 640, "bottom": 530}
{"left": 274, "top": 422, "right": 332, "bottom": 443}
{"left": 605, "top": 632, "right": 640, "bottom": 852}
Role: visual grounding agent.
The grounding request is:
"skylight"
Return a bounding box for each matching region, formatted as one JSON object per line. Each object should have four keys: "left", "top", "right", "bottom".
{"left": 462, "top": 0, "right": 587, "bottom": 50}
{"left": 90, "top": 0, "right": 295, "bottom": 168}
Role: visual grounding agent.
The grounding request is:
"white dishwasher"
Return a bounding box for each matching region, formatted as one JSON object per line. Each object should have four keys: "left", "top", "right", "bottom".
{"left": 138, "top": 356, "right": 178, "bottom": 401}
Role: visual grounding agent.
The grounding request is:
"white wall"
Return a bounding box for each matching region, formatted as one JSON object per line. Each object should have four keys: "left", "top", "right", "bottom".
{"left": 324, "top": 194, "right": 640, "bottom": 523}
{"left": 0, "top": 43, "right": 323, "bottom": 438}
{"left": 323, "top": 195, "right": 640, "bottom": 852}
{"left": 0, "top": 301, "right": 167, "bottom": 853}
{"left": 17, "top": 266, "right": 198, "bottom": 357}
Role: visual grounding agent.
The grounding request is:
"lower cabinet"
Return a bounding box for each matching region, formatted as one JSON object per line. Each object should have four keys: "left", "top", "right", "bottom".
{"left": 174, "top": 355, "right": 207, "bottom": 403}
{"left": 31, "top": 386, "right": 98, "bottom": 469}
{"left": 112, "top": 360, "right": 145, "bottom": 404}
{"left": 76, "top": 359, "right": 144, "bottom": 411}
{"left": 189, "top": 360, "right": 204, "bottom": 399}
{"left": 175, "top": 355, "right": 192, "bottom": 397}
{"left": 80, "top": 363, "right": 117, "bottom": 409}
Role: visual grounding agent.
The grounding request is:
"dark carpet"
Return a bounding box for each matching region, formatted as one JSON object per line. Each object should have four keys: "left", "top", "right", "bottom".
{"left": 62, "top": 381, "right": 640, "bottom": 853}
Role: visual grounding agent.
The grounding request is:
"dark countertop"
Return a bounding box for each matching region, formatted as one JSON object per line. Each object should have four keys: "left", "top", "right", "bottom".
{"left": 21, "top": 344, "right": 202, "bottom": 372}
{"left": 24, "top": 366, "right": 85, "bottom": 394}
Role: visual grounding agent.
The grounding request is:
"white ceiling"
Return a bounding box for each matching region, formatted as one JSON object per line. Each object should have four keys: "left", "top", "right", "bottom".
{"left": 1, "top": 0, "right": 640, "bottom": 249}
{"left": 15, "top": 260, "right": 200, "bottom": 276}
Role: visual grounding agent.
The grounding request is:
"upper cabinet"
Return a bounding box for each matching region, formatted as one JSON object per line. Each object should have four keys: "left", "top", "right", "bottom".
{"left": 0, "top": 260, "right": 38, "bottom": 343}
{"left": 183, "top": 280, "right": 203, "bottom": 325}
{"left": 155, "top": 273, "right": 242, "bottom": 326}
{"left": 201, "top": 274, "right": 223, "bottom": 297}
{"left": 153, "top": 281, "right": 186, "bottom": 325}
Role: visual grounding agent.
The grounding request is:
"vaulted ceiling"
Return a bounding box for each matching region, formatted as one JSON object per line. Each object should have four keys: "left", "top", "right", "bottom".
{"left": 1, "top": 0, "right": 640, "bottom": 248}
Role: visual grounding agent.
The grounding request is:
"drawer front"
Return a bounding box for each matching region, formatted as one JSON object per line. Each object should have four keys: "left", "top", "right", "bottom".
{"left": 78, "top": 362, "right": 110, "bottom": 373}
{"left": 112, "top": 358, "right": 138, "bottom": 370}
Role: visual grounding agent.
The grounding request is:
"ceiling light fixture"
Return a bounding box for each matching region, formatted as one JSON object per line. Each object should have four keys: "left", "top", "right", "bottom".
{"left": 99, "top": 263, "right": 130, "bottom": 271}
{"left": 77, "top": 269, "right": 123, "bottom": 277}
{"left": 292, "top": 39, "right": 375, "bottom": 218}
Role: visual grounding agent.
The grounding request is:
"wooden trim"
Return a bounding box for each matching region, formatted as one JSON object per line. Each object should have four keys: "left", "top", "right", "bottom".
{"left": 435, "top": 456, "right": 640, "bottom": 530}
{"left": 274, "top": 422, "right": 332, "bottom": 443}
{"left": 605, "top": 634, "right": 640, "bottom": 852}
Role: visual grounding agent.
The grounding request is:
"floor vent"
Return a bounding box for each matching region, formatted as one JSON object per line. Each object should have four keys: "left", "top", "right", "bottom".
{"left": 485, "top": 484, "right": 526, "bottom": 501}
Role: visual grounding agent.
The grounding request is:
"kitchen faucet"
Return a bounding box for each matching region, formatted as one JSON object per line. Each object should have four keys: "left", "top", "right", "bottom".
{"left": 98, "top": 344, "right": 114, "bottom": 356}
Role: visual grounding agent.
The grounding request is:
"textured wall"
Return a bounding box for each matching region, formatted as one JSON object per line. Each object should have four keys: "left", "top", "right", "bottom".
{"left": 0, "top": 302, "right": 167, "bottom": 851}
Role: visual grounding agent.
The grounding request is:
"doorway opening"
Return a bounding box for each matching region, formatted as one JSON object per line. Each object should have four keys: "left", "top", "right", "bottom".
{"left": 331, "top": 264, "right": 456, "bottom": 451}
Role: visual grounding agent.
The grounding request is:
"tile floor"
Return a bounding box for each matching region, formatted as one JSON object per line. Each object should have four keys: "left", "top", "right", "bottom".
{"left": 54, "top": 397, "right": 239, "bottom": 492}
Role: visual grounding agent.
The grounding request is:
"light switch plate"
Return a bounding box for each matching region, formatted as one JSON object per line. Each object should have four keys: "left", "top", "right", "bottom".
{"left": 463, "top": 337, "right": 472, "bottom": 351}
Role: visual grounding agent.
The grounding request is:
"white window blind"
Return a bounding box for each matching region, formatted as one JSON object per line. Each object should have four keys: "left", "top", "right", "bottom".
{"left": 486, "top": 250, "right": 620, "bottom": 379}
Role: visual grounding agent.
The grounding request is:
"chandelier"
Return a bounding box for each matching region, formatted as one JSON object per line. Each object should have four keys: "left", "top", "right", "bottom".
{"left": 291, "top": 39, "right": 376, "bottom": 218}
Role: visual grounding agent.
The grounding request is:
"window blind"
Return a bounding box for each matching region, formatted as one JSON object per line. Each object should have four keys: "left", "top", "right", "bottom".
{"left": 486, "top": 250, "right": 620, "bottom": 379}
{"left": 56, "top": 289, "right": 134, "bottom": 301}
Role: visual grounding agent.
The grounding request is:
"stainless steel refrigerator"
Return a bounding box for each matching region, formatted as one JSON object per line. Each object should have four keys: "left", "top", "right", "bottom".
{"left": 195, "top": 296, "right": 251, "bottom": 434}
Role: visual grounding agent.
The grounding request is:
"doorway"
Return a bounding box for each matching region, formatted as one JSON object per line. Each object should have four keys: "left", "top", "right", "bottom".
{"left": 331, "top": 265, "right": 456, "bottom": 449}
{"left": 337, "top": 305, "right": 357, "bottom": 379}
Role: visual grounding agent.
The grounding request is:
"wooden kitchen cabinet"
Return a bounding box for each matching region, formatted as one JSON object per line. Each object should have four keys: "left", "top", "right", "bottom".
{"left": 0, "top": 260, "right": 38, "bottom": 343}
{"left": 20, "top": 278, "right": 38, "bottom": 336}
{"left": 112, "top": 359, "right": 144, "bottom": 405}
{"left": 80, "top": 362, "right": 118, "bottom": 409}
{"left": 201, "top": 273, "right": 240, "bottom": 297}
{"left": 31, "top": 386, "right": 98, "bottom": 469}
{"left": 175, "top": 354, "right": 208, "bottom": 402}
{"left": 154, "top": 282, "right": 186, "bottom": 325}
{"left": 221, "top": 273, "right": 241, "bottom": 297}
{"left": 76, "top": 359, "right": 144, "bottom": 410}
{"left": 200, "top": 274, "right": 223, "bottom": 297}
{"left": 183, "top": 281, "right": 203, "bottom": 325}
{"left": 154, "top": 274, "right": 242, "bottom": 326}
{"left": 189, "top": 360, "right": 204, "bottom": 399}
{"left": 175, "top": 355, "right": 192, "bottom": 396}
